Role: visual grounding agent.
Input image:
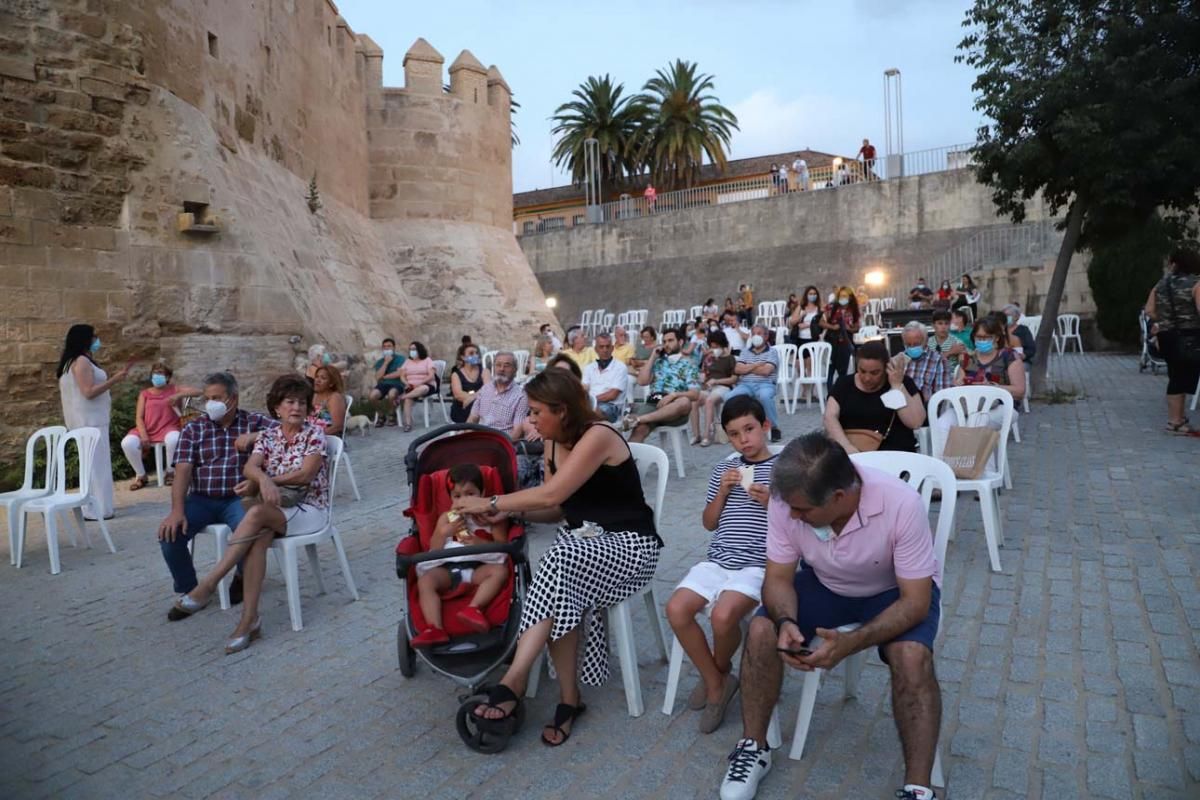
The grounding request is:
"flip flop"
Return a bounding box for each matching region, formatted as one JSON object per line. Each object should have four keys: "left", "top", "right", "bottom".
{"left": 129, "top": 475, "right": 148, "bottom": 491}
{"left": 541, "top": 702, "right": 586, "bottom": 746}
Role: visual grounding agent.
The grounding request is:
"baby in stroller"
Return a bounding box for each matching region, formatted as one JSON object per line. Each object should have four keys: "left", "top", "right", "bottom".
{"left": 412, "top": 464, "right": 511, "bottom": 648}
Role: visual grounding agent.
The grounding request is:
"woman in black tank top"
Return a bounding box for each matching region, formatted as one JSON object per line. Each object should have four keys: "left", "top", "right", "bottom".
{"left": 452, "top": 368, "right": 661, "bottom": 747}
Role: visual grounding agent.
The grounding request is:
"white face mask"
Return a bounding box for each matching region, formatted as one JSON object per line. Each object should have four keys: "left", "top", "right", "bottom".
{"left": 749, "top": 334, "right": 765, "bottom": 349}
{"left": 667, "top": 353, "right": 683, "bottom": 363}
{"left": 205, "top": 400, "right": 229, "bottom": 422}
{"left": 811, "top": 524, "right": 835, "bottom": 542}
{"left": 709, "top": 347, "right": 724, "bottom": 357}
{"left": 382, "top": 349, "right": 394, "bottom": 358}
{"left": 409, "top": 349, "right": 419, "bottom": 359}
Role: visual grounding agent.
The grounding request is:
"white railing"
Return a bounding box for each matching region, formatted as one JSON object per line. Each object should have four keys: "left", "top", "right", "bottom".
{"left": 518, "top": 142, "right": 976, "bottom": 235}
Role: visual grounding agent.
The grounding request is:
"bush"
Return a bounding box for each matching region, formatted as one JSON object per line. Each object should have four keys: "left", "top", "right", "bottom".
{"left": 1086, "top": 216, "right": 1173, "bottom": 347}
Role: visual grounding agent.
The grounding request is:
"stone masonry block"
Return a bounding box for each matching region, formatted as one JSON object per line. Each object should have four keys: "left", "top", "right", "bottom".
{"left": 0, "top": 56, "right": 36, "bottom": 82}
{"left": 18, "top": 342, "right": 58, "bottom": 364}
{"left": 0, "top": 217, "right": 32, "bottom": 245}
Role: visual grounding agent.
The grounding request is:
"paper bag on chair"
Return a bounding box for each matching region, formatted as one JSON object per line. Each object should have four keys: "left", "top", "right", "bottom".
{"left": 940, "top": 425, "right": 1000, "bottom": 479}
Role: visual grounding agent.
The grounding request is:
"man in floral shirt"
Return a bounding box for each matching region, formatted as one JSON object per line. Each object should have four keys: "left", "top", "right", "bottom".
{"left": 628, "top": 327, "right": 701, "bottom": 443}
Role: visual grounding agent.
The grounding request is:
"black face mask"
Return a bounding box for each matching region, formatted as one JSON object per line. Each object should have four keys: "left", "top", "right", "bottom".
{"left": 596, "top": 357, "right": 613, "bottom": 368}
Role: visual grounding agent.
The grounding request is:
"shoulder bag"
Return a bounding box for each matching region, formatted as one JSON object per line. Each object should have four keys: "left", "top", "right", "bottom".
{"left": 844, "top": 412, "right": 897, "bottom": 453}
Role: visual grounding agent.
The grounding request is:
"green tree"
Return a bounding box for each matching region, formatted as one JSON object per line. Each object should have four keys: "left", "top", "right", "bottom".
{"left": 957, "top": 0, "right": 1200, "bottom": 390}
{"left": 635, "top": 59, "right": 739, "bottom": 191}
{"left": 1086, "top": 215, "right": 1182, "bottom": 346}
{"left": 550, "top": 75, "right": 646, "bottom": 186}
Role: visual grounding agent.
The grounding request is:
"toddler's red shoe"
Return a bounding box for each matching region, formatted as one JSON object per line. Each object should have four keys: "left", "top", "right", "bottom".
{"left": 456, "top": 606, "right": 491, "bottom": 633}
{"left": 411, "top": 626, "right": 450, "bottom": 649}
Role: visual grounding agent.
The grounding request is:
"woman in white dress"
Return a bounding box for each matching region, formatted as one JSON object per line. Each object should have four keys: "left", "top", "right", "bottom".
{"left": 56, "top": 324, "right": 132, "bottom": 519}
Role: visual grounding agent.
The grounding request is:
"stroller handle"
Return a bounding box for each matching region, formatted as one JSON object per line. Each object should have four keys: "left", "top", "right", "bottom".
{"left": 395, "top": 537, "right": 528, "bottom": 578}
{"left": 405, "top": 422, "right": 520, "bottom": 491}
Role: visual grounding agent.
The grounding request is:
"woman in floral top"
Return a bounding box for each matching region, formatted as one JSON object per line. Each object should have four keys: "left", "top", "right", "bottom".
{"left": 171, "top": 374, "right": 330, "bottom": 654}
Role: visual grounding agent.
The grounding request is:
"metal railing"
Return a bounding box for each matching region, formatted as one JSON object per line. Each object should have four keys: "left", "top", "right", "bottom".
{"left": 517, "top": 142, "right": 976, "bottom": 235}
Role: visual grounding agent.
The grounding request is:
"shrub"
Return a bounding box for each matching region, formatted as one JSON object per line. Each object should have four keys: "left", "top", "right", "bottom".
{"left": 1086, "top": 215, "right": 1173, "bottom": 347}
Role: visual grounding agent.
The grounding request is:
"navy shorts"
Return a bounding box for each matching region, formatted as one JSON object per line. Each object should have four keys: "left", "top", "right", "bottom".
{"left": 756, "top": 566, "right": 940, "bottom": 663}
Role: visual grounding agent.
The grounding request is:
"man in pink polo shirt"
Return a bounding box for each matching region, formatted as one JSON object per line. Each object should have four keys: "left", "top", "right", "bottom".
{"left": 719, "top": 432, "right": 942, "bottom": 800}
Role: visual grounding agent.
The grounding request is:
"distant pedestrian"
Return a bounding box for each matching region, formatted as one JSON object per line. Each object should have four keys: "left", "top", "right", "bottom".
{"left": 777, "top": 162, "right": 789, "bottom": 193}
{"left": 858, "top": 138, "right": 877, "bottom": 180}
{"left": 792, "top": 157, "right": 809, "bottom": 191}
{"left": 644, "top": 183, "right": 657, "bottom": 213}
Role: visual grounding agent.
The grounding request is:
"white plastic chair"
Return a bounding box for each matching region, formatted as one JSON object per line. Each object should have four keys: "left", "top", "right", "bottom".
{"left": 1022, "top": 315, "right": 1042, "bottom": 339}
{"left": 788, "top": 342, "right": 831, "bottom": 414}
{"left": 512, "top": 349, "right": 530, "bottom": 377}
{"left": 481, "top": 350, "right": 497, "bottom": 374}
{"left": 2, "top": 426, "right": 66, "bottom": 566}
{"left": 773, "top": 326, "right": 788, "bottom": 346}
{"left": 1191, "top": 374, "right": 1199, "bottom": 412}
{"left": 591, "top": 308, "right": 607, "bottom": 337}
{"left": 928, "top": 386, "right": 1014, "bottom": 572}
{"left": 881, "top": 297, "right": 896, "bottom": 311}
{"left": 773, "top": 343, "right": 797, "bottom": 413}
{"left": 579, "top": 310, "right": 593, "bottom": 336}
{"left": 859, "top": 325, "right": 881, "bottom": 340}
{"left": 1054, "top": 314, "right": 1083, "bottom": 354}
{"left": 767, "top": 451, "right": 953, "bottom": 790}
{"left": 18, "top": 427, "right": 117, "bottom": 574}
{"left": 757, "top": 301, "right": 773, "bottom": 325}
{"left": 329, "top": 428, "right": 361, "bottom": 502}
{"left": 689, "top": 305, "right": 703, "bottom": 321}
{"left": 657, "top": 424, "right": 688, "bottom": 479}
{"left": 633, "top": 309, "right": 648, "bottom": 328}
{"left": 602, "top": 313, "right": 615, "bottom": 332}
{"left": 271, "top": 435, "right": 359, "bottom": 630}
{"left": 396, "top": 360, "right": 449, "bottom": 428}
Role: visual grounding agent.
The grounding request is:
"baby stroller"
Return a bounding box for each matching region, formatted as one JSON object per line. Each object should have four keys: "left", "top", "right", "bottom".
{"left": 394, "top": 424, "right": 531, "bottom": 751}
{"left": 1139, "top": 310, "right": 1166, "bottom": 374}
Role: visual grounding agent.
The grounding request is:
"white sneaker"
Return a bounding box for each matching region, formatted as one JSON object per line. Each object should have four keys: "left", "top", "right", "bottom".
{"left": 719, "top": 738, "right": 772, "bottom": 800}
{"left": 896, "top": 785, "right": 936, "bottom": 800}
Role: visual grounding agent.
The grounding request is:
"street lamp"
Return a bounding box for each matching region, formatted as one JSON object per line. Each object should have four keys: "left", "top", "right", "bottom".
{"left": 883, "top": 68, "right": 903, "bottom": 178}
{"left": 545, "top": 296, "right": 558, "bottom": 309}
{"left": 583, "top": 138, "right": 601, "bottom": 223}
{"left": 865, "top": 270, "right": 886, "bottom": 288}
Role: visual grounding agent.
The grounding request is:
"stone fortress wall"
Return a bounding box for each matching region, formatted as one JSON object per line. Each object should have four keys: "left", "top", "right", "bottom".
{"left": 523, "top": 169, "right": 1097, "bottom": 343}
{"left": 0, "top": 0, "right": 552, "bottom": 461}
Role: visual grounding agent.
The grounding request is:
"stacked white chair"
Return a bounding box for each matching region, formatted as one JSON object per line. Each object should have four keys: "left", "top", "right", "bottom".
{"left": 18, "top": 427, "right": 117, "bottom": 574}
{"left": 788, "top": 342, "right": 832, "bottom": 414}
{"left": 579, "top": 310, "right": 593, "bottom": 336}
{"left": 881, "top": 297, "right": 896, "bottom": 311}
{"left": 2, "top": 426, "right": 66, "bottom": 566}
{"left": 528, "top": 443, "right": 671, "bottom": 717}
{"left": 602, "top": 313, "right": 615, "bottom": 332}
{"left": 928, "top": 386, "right": 1014, "bottom": 572}
{"left": 689, "top": 305, "right": 703, "bottom": 320}
{"left": 765, "top": 450, "right": 953, "bottom": 791}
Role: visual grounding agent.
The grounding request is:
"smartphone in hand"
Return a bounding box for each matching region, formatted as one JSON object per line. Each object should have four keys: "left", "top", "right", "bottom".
{"left": 776, "top": 646, "right": 813, "bottom": 657}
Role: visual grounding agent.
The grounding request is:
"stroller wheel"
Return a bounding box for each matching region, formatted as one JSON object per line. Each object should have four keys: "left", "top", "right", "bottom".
{"left": 398, "top": 622, "right": 416, "bottom": 678}
{"left": 456, "top": 691, "right": 525, "bottom": 754}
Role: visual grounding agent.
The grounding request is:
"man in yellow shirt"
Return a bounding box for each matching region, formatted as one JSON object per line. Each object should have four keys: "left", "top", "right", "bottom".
{"left": 612, "top": 325, "right": 636, "bottom": 365}
{"left": 561, "top": 327, "right": 597, "bottom": 369}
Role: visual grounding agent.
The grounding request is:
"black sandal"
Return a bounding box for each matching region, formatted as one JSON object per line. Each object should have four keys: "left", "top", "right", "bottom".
{"left": 541, "top": 702, "right": 586, "bottom": 747}
{"left": 457, "top": 684, "right": 525, "bottom": 754}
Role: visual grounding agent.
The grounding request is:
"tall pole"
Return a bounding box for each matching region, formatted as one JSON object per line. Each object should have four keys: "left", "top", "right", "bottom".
{"left": 583, "top": 137, "right": 601, "bottom": 223}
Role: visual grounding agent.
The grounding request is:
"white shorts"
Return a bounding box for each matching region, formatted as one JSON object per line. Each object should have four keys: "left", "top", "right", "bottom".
{"left": 676, "top": 560, "right": 766, "bottom": 604}
{"left": 283, "top": 505, "right": 329, "bottom": 537}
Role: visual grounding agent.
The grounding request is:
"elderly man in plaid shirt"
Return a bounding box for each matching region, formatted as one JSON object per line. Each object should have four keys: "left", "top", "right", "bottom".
{"left": 156, "top": 372, "right": 275, "bottom": 619}
{"left": 901, "top": 321, "right": 952, "bottom": 403}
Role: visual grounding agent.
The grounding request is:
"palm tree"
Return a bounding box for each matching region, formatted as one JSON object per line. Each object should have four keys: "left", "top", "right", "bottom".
{"left": 550, "top": 75, "right": 647, "bottom": 186}
{"left": 635, "top": 60, "right": 739, "bottom": 190}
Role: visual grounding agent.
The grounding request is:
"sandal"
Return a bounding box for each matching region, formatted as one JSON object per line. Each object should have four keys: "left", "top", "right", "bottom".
{"left": 472, "top": 683, "right": 522, "bottom": 726}
{"left": 129, "top": 475, "right": 148, "bottom": 491}
{"left": 164, "top": 472, "right": 174, "bottom": 486}
{"left": 541, "top": 702, "right": 586, "bottom": 747}
{"left": 1167, "top": 419, "right": 1194, "bottom": 435}
{"left": 700, "top": 438, "right": 711, "bottom": 447}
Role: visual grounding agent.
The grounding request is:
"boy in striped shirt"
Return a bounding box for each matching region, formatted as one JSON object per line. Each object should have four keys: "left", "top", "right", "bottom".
{"left": 666, "top": 395, "right": 777, "bottom": 734}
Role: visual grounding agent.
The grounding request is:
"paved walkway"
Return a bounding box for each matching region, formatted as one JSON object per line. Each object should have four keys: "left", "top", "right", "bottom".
{"left": 0, "top": 353, "right": 1197, "bottom": 800}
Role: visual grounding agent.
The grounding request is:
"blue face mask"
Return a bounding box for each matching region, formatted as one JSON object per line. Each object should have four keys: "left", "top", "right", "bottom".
{"left": 321, "top": 353, "right": 332, "bottom": 365}
{"left": 1005, "top": 315, "right": 1015, "bottom": 326}
{"left": 151, "top": 374, "right": 168, "bottom": 388}
{"left": 905, "top": 346, "right": 925, "bottom": 359}
{"left": 465, "top": 355, "right": 481, "bottom": 366}
{"left": 90, "top": 338, "right": 101, "bottom": 353}
{"left": 838, "top": 297, "right": 850, "bottom": 307}
{"left": 975, "top": 339, "right": 995, "bottom": 354}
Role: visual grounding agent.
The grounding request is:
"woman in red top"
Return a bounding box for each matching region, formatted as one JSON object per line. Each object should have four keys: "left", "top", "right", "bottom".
{"left": 120, "top": 362, "right": 202, "bottom": 489}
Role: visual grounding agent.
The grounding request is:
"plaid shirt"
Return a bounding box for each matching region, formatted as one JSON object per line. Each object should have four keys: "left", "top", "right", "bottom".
{"left": 174, "top": 409, "right": 276, "bottom": 498}
{"left": 472, "top": 381, "right": 528, "bottom": 431}
{"left": 905, "top": 350, "right": 952, "bottom": 402}
{"left": 650, "top": 355, "right": 701, "bottom": 395}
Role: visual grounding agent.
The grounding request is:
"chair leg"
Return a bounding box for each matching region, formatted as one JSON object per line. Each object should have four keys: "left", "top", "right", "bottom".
{"left": 45, "top": 512, "right": 61, "bottom": 575}
{"left": 932, "top": 744, "right": 946, "bottom": 788}
{"left": 154, "top": 445, "right": 165, "bottom": 488}
{"left": 607, "top": 601, "right": 645, "bottom": 717}
{"left": 65, "top": 508, "right": 80, "bottom": 547}
{"left": 331, "top": 529, "right": 359, "bottom": 600}
{"left": 305, "top": 543, "right": 327, "bottom": 596}
{"left": 281, "top": 544, "right": 304, "bottom": 631}
{"left": 1010, "top": 417, "right": 1021, "bottom": 444}
{"left": 214, "top": 527, "right": 231, "bottom": 611}
{"left": 422, "top": 400, "right": 430, "bottom": 429}
{"left": 843, "top": 652, "right": 863, "bottom": 698}
{"left": 642, "top": 588, "right": 669, "bottom": 661}
{"left": 72, "top": 507, "right": 90, "bottom": 548}
{"left": 96, "top": 515, "right": 117, "bottom": 554}
{"left": 8, "top": 503, "right": 20, "bottom": 566}
{"left": 978, "top": 489, "right": 1003, "bottom": 573}
{"left": 662, "top": 636, "right": 685, "bottom": 715}
{"left": 788, "top": 669, "right": 823, "bottom": 760}
{"left": 766, "top": 708, "right": 783, "bottom": 750}
{"left": 341, "top": 456, "right": 362, "bottom": 501}
{"left": 663, "top": 429, "right": 685, "bottom": 479}
{"left": 817, "top": 384, "right": 827, "bottom": 415}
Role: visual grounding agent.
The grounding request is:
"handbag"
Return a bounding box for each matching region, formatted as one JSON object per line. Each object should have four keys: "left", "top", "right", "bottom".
{"left": 240, "top": 483, "right": 309, "bottom": 510}
{"left": 844, "top": 411, "right": 897, "bottom": 453}
{"left": 941, "top": 425, "right": 1001, "bottom": 479}
{"left": 1163, "top": 276, "right": 1200, "bottom": 365}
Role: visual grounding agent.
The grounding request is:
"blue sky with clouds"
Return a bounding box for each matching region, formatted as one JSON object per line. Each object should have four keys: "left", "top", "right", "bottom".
{"left": 336, "top": 0, "right": 983, "bottom": 192}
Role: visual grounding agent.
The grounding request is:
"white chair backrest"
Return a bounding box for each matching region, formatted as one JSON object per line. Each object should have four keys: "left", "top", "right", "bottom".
{"left": 927, "top": 386, "right": 1014, "bottom": 478}
{"left": 635, "top": 309, "right": 648, "bottom": 327}
{"left": 689, "top": 305, "right": 703, "bottom": 320}
{"left": 1057, "top": 314, "right": 1079, "bottom": 335}
{"left": 881, "top": 297, "right": 896, "bottom": 311}
{"left": 757, "top": 301, "right": 772, "bottom": 321}
{"left": 580, "top": 310, "right": 593, "bottom": 329}
{"left": 850, "top": 451, "right": 957, "bottom": 567}
{"left": 602, "top": 313, "right": 615, "bottom": 331}
{"left": 628, "top": 442, "right": 669, "bottom": 530}
{"left": 860, "top": 325, "right": 881, "bottom": 339}
{"left": 325, "top": 434, "right": 344, "bottom": 500}
{"left": 797, "top": 341, "right": 832, "bottom": 381}
{"left": 17, "top": 426, "right": 67, "bottom": 493}
{"left": 617, "top": 311, "right": 630, "bottom": 329}
{"left": 56, "top": 427, "right": 101, "bottom": 500}
{"left": 482, "top": 350, "right": 497, "bottom": 374}
{"left": 512, "top": 349, "right": 530, "bottom": 376}
{"left": 774, "top": 326, "right": 788, "bottom": 346}
{"left": 868, "top": 298, "right": 882, "bottom": 316}
{"left": 772, "top": 343, "right": 797, "bottom": 384}
{"left": 1023, "top": 315, "right": 1042, "bottom": 338}
{"left": 433, "top": 360, "right": 448, "bottom": 390}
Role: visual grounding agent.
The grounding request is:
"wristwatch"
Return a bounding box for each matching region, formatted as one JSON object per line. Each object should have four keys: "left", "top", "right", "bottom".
{"left": 489, "top": 495, "right": 499, "bottom": 512}
{"left": 773, "top": 615, "right": 799, "bottom": 635}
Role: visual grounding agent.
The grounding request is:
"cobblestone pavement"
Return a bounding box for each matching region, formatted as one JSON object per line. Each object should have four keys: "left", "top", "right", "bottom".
{"left": 1, "top": 353, "right": 1197, "bottom": 800}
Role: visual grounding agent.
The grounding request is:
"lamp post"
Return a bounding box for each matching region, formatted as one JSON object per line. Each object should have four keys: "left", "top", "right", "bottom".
{"left": 883, "top": 68, "right": 903, "bottom": 179}
{"left": 583, "top": 137, "right": 601, "bottom": 223}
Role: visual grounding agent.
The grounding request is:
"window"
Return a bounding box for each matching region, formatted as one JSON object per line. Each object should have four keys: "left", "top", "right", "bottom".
{"left": 572, "top": 215, "right": 585, "bottom": 226}
{"left": 207, "top": 32, "right": 218, "bottom": 59}
{"left": 543, "top": 217, "right": 565, "bottom": 231}
{"left": 522, "top": 221, "right": 535, "bottom": 235}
